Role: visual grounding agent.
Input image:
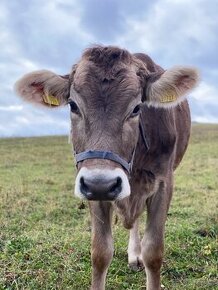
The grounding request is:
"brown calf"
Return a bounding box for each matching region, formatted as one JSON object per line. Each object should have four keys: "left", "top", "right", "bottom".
{"left": 15, "top": 46, "right": 199, "bottom": 290}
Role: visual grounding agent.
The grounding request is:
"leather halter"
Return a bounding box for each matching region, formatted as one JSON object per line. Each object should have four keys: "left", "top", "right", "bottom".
{"left": 74, "top": 119, "right": 149, "bottom": 174}
{"left": 75, "top": 150, "right": 131, "bottom": 173}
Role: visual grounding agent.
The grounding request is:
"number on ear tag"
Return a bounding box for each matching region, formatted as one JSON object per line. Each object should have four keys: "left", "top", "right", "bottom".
{"left": 160, "top": 94, "right": 177, "bottom": 103}
{"left": 43, "top": 93, "right": 60, "bottom": 106}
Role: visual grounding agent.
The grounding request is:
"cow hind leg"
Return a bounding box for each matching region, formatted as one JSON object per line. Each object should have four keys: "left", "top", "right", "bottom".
{"left": 141, "top": 180, "right": 172, "bottom": 290}
{"left": 127, "top": 219, "right": 144, "bottom": 271}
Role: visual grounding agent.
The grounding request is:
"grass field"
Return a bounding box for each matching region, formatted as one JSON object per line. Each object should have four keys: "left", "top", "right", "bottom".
{"left": 0, "top": 124, "right": 217, "bottom": 290}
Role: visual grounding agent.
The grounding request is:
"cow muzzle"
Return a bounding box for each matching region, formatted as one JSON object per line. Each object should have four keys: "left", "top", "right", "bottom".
{"left": 74, "top": 168, "right": 130, "bottom": 200}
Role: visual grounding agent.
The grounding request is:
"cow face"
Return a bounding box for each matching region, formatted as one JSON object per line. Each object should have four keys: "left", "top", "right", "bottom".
{"left": 69, "top": 48, "right": 144, "bottom": 201}
{"left": 14, "top": 46, "right": 199, "bottom": 201}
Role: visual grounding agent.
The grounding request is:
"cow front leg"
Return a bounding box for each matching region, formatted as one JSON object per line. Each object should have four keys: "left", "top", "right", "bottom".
{"left": 89, "top": 201, "right": 113, "bottom": 290}
{"left": 128, "top": 219, "right": 143, "bottom": 271}
{"left": 141, "top": 180, "right": 172, "bottom": 290}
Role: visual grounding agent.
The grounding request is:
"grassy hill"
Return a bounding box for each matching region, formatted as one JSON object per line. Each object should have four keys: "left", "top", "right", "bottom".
{"left": 0, "top": 124, "right": 217, "bottom": 290}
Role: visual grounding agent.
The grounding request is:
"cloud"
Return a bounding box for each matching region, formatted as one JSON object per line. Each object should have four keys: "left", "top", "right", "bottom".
{"left": 0, "top": 105, "right": 23, "bottom": 112}
{"left": 79, "top": 0, "right": 156, "bottom": 42}
{"left": 2, "top": 0, "right": 92, "bottom": 71}
{"left": 0, "top": 104, "right": 70, "bottom": 137}
{"left": 0, "top": 0, "right": 217, "bottom": 137}
{"left": 116, "top": 0, "right": 218, "bottom": 68}
{"left": 191, "top": 82, "right": 217, "bottom": 104}
{"left": 189, "top": 82, "right": 218, "bottom": 123}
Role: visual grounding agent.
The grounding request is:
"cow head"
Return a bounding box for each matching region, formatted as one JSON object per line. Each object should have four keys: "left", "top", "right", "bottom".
{"left": 15, "top": 46, "right": 199, "bottom": 201}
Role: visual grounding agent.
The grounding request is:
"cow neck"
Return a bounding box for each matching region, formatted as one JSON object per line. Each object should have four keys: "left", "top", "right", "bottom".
{"left": 73, "top": 118, "right": 149, "bottom": 174}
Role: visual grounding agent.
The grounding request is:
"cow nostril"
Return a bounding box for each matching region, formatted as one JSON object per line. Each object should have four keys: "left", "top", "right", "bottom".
{"left": 109, "top": 177, "right": 122, "bottom": 194}
{"left": 80, "top": 177, "right": 89, "bottom": 195}
{"left": 79, "top": 175, "right": 123, "bottom": 200}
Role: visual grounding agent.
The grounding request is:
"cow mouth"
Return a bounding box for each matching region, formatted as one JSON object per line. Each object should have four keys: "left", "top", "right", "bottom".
{"left": 74, "top": 167, "right": 130, "bottom": 201}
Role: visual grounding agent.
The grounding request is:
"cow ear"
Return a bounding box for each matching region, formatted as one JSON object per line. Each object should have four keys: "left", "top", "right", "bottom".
{"left": 14, "top": 70, "right": 70, "bottom": 107}
{"left": 144, "top": 66, "right": 200, "bottom": 107}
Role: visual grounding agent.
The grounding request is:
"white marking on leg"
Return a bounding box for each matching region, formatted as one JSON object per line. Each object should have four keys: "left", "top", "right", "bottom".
{"left": 128, "top": 219, "right": 143, "bottom": 270}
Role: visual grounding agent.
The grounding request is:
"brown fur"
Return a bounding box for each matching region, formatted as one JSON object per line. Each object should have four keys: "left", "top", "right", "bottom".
{"left": 14, "top": 45, "right": 199, "bottom": 290}
{"left": 70, "top": 47, "right": 193, "bottom": 290}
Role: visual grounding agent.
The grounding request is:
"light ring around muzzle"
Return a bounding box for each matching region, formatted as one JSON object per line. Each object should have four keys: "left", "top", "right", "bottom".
{"left": 75, "top": 150, "right": 132, "bottom": 173}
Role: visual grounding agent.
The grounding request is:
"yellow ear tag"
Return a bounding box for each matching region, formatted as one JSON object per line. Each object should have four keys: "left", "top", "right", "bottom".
{"left": 160, "top": 94, "right": 177, "bottom": 103}
{"left": 43, "top": 93, "right": 60, "bottom": 106}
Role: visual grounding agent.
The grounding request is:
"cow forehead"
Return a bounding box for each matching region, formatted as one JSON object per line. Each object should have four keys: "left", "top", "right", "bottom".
{"left": 72, "top": 59, "right": 141, "bottom": 104}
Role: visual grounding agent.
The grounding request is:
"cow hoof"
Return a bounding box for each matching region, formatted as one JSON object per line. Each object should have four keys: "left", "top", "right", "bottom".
{"left": 128, "top": 257, "right": 144, "bottom": 272}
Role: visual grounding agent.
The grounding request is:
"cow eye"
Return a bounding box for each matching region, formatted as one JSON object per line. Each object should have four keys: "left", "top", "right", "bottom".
{"left": 130, "top": 104, "right": 141, "bottom": 118}
{"left": 68, "top": 100, "right": 79, "bottom": 114}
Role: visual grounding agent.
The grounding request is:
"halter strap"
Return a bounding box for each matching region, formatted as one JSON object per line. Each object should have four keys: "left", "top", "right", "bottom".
{"left": 74, "top": 118, "right": 149, "bottom": 174}
{"left": 75, "top": 150, "right": 131, "bottom": 173}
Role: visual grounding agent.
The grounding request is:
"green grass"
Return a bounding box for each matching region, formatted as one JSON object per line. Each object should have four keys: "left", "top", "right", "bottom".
{"left": 0, "top": 124, "right": 217, "bottom": 290}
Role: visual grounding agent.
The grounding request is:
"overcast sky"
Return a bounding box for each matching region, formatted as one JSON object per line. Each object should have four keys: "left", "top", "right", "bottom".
{"left": 0, "top": 0, "right": 217, "bottom": 137}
